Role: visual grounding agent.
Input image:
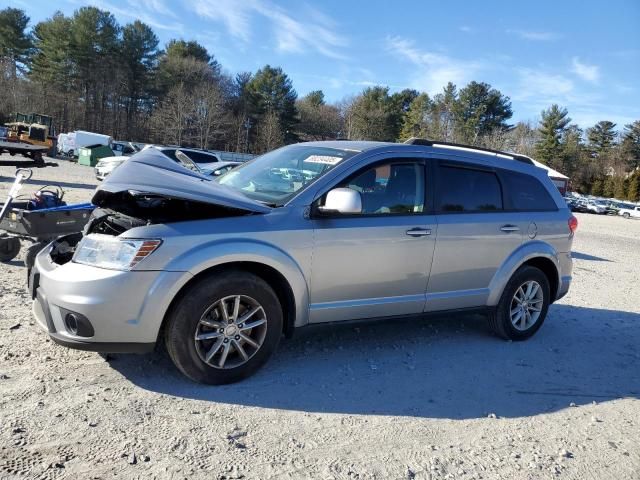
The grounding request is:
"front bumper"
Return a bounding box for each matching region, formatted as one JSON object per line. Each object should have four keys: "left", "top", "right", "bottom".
{"left": 29, "top": 238, "right": 191, "bottom": 353}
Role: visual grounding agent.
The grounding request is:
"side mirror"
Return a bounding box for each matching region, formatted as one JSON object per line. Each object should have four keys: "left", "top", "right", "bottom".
{"left": 317, "top": 188, "right": 362, "bottom": 215}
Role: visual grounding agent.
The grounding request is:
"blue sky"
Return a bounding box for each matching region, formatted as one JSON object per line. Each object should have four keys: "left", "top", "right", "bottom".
{"left": 14, "top": 0, "right": 640, "bottom": 129}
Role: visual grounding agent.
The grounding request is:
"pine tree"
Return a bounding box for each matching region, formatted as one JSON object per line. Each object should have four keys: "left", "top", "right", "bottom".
{"left": 247, "top": 65, "right": 298, "bottom": 142}
{"left": 536, "top": 105, "right": 571, "bottom": 170}
{"left": 614, "top": 176, "right": 627, "bottom": 200}
{"left": 0, "top": 7, "right": 33, "bottom": 76}
{"left": 621, "top": 120, "right": 640, "bottom": 170}
{"left": 603, "top": 176, "right": 616, "bottom": 198}
{"left": 399, "top": 93, "right": 431, "bottom": 141}
{"left": 587, "top": 121, "right": 617, "bottom": 156}
{"left": 627, "top": 173, "right": 640, "bottom": 202}
{"left": 591, "top": 178, "right": 604, "bottom": 196}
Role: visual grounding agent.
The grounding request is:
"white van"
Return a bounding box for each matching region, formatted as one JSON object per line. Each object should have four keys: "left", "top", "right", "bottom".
{"left": 59, "top": 131, "right": 112, "bottom": 158}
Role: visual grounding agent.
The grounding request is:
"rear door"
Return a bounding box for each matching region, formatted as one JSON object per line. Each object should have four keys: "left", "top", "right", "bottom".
{"left": 426, "top": 161, "right": 524, "bottom": 311}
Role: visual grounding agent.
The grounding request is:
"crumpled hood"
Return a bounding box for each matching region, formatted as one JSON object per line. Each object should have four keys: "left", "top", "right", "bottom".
{"left": 94, "top": 149, "right": 270, "bottom": 214}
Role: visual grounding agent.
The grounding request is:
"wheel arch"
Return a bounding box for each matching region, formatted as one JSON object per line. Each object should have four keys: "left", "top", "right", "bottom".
{"left": 157, "top": 260, "right": 303, "bottom": 345}
{"left": 487, "top": 241, "right": 562, "bottom": 306}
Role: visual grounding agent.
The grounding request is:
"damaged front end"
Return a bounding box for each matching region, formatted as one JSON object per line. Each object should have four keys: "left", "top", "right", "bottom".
{"left": 47, "top": 149, "right": 270, "bottom": 266}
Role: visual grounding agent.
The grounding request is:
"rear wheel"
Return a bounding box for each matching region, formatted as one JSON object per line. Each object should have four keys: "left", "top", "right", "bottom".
{"left": 623, "top": 212, "right": 631, "bottom": 219}
{"left": 488, "top": 266, "right": 550, "bottom": 340}
{"left": 164, "top": 270, "right": 283, "bottom": 384}
{"left": 0, "top": 236, "right": 21, "bottom": 262}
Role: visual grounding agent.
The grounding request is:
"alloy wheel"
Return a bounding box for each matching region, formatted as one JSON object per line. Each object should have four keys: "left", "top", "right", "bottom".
{"left": 194, "top": 295, "right": 267, "bottom": 369}
{"left": 510, "top": 280, "right": 544, "bottom": 331}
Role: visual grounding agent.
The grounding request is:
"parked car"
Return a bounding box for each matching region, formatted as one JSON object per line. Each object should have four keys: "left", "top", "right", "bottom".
{"left": 618, "top": 204, "right": 640, "bottom": 219}
{"left": 95, "top": 156, "right": 128, "bottom": 180}
{"left": 584, "top": 200, "right": 607, "bottom": 214}
{"left": 111, "top": 141, "right": 139, "bottom": 157}
{"left": 568, "top": 199, "right": 589, "bottom": 213}
{"left": 143, "top": 145, "right": 221, "bottom": 169}
{"left": 29, "top": 140, "right": 576, "bottom": 384}
{"left": 201, "top": 161, "right": 242, "bottom": 177}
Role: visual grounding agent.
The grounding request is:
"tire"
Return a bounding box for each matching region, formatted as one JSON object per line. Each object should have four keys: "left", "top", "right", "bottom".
{"left": 623, "top": 212, "right": 630, "bottom": 219}
{"left": 488, "top": 265, "right": 550, "bottom": 341}
{"left": 24, "top": 242, "right": 47, "bottom": 269}
{"left": 0, "top": 236, "right": 21, "bottom": 262}
{"left": 164, "top": 270, "right": 283, "bottom": 384}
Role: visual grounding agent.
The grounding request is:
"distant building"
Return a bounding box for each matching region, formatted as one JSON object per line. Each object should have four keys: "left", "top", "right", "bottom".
{"left": 532, "top": 159, "right": 569, "bottom": 195}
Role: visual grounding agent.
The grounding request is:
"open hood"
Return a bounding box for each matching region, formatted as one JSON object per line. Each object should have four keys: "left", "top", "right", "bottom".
{"left": 93, "top": 149, "right": 270, "bottom": 214}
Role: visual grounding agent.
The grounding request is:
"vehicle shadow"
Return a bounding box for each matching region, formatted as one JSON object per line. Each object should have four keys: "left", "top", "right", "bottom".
{"left": 571, "top": 251, "right": 611, "bottom": 262}
{"left": 109, "top": 304, "right": 640, "bottom": 419}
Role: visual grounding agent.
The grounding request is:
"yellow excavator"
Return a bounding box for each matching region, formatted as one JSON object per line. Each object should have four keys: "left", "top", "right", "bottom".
{"left": 1, "top": 113, "right": 55, "bottom": 164}
{"left": 5, "top": 113, "right": 55, "bottom": 150}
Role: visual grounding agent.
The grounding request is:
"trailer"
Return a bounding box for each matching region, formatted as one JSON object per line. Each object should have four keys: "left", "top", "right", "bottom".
{"left": 0, "top": 140, "right": 48, "bottom": 164}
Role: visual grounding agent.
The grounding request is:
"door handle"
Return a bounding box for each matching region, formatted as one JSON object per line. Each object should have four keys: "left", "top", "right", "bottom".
{"left": 406, "top": 228, "right": 432, "bottom": 237}
{"left": 500, "top": 225, "right": 520, "bottom": 233}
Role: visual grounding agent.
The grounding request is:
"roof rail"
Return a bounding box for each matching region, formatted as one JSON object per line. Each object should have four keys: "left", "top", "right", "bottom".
{"left": 403, "top": 137, "right": 534, "bottom": 165}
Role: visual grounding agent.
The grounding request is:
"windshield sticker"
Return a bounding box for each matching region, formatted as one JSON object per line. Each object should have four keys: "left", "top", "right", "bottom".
{"left": 304, "top": 155, "right": 343, "bottom": 165}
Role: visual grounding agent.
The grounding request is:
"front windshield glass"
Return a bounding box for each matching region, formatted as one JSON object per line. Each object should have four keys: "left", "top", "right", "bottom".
{"left": 217, "top": 145, "right": 358, "bottom": 205}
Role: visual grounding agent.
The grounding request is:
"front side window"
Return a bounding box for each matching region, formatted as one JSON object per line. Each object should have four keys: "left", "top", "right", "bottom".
{"left": 335, "top": 161, "right": 425, "bottom": 214}
{"left": 218, "top": 145, "right": 358, "bottom": 205}
{"left": 438, "top": 165, "right": 503, "bottom": 212}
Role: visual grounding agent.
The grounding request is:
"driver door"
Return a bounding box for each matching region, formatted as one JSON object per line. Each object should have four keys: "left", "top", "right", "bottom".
{"left": 309, "top": 158, "right": 437, "bottom": 323}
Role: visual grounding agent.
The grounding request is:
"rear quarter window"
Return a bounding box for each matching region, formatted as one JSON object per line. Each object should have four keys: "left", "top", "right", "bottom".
{"left": 437, "top": 165, "right": 503, "bottom": 212}
{"left": 501, "top": 170, "right": 558, "bottom": 211}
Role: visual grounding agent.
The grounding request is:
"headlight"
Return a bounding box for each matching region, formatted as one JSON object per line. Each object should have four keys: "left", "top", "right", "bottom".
{"left": 73, "top": 234, "right": 161, "bottom": 270}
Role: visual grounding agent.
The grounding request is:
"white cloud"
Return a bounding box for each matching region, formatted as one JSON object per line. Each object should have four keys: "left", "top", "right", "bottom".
{"left": 131, "top": 0, "right": 176, "bottom": 18}
{"left": 514, "top": 68, "right": 575, "bottom": 102}
{"left": 571, "top": 57, "right": 600, "bottom": 83}
{"left": 191, "top": 0, "right": 348, "bottom": 59}
{"left": 386, "top": 36, "right": 484, "bottom": 93}
{"left": 459, "top": 26, "right": 473, "bottom": 33}
{"left": 77, "top": 0, "right": 183, "bottom": 32}
{"left": 507, "top": 29, "right": 559, "bottom": 41}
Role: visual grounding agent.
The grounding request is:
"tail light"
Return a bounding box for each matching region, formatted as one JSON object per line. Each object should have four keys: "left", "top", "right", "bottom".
{"left": 568, "top": 215, "right": 578, "bottom": 234}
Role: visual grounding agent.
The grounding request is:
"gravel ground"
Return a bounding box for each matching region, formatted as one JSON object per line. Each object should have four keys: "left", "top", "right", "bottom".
{"left": 1, "top": 156, "right": 639, "bottom": 480}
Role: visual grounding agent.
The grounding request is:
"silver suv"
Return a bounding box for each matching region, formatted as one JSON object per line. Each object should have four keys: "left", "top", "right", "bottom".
{"left": 29, "top": 139, "right": 576, "bottom": 384}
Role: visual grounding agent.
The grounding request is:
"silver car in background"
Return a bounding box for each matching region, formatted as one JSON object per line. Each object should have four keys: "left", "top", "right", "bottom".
{"left": 29, "top": 139, "right": 576, "bottom": 384}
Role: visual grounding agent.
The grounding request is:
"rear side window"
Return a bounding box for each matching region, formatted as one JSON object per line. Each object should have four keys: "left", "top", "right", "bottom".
{"left": 437, "top": 166, "right": 503, "bottom": 212}
{"left": 187, "top": 151, "right": 219, "bottom": 164}
{"left": 501, "top": 170, "right": 558, "bottom": 211}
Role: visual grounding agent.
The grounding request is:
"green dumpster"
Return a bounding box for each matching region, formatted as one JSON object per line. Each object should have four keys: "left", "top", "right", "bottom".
{"left": 78, "top": 144, "right": 113, "bottom": 166}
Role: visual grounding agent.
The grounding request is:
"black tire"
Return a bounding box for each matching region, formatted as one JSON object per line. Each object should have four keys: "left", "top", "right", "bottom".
{"left": 488, "top": 265, "right": 550, "bottom": 341}
{"left": 164, "top": 270, "right": 283, "bottom": 384}
{"left": 24, "top": 242, "right": 47, "bottom": 269}
{"left": 0, "top": 236, "right": 21, "bottom": 262}
{"left": 623, "top": 212, "right": 630, "bottom": 219}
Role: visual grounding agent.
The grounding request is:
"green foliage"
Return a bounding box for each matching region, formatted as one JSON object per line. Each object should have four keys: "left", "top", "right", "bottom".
{"left": 0, "top": 7, "right": 33, "bottom": 74}
{"left": 246, "top": 65, "right": 298, "bottom": 142}
{"left": 587, "top": 120, "right": 617, "bottom": 155}
{"left": 613, "top": 176, "right": 627, "bottom": 199}
{"left": 536, "top": 105, "right": 571, "bottom": 169}
{"left": 399, "top": 93, "right": 431, "bottom": 141}
{"left": 603, "top": 175, "right": 616, "bottom": 198}
{"left": 304, "top": 90, "right": 325, "bottom": 107}
{"left": 453, "top": 81, "right": 513, "bottom": 144}
{"left": 590, "top": 178, "right": 604, "bottom": 196}
{"left": 627, "top": 173, "right": 640, "bottom": 202}
{"left": 621, "top": 120, "right": 640, "bottom": 170}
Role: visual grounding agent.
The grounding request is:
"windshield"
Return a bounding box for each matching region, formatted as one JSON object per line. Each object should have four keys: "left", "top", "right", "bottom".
{"left": 217, "top": 145, "right": 358, "bottom": 205}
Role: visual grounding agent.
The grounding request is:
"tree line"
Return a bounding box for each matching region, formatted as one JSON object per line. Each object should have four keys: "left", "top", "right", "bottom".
{"left": 1, "top": 7, "right": 639, "bottom": 199}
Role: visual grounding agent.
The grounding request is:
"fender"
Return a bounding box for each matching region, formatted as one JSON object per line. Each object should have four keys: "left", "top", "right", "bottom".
{"left": 486, "top": 240, "right": 561, "bottom": 306}
{"left": 161, "top": 238, "right": 311, "bottom": 327}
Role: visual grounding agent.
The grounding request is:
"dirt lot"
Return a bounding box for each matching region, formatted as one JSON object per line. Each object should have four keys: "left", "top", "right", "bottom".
{"left": 1, "top": 156, "right": 639, "bottom": 480}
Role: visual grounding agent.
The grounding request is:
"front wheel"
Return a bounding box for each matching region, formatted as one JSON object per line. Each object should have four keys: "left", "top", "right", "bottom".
{"left": 164, "top": 270, "right": 283, "bottom": 384}
{"left": 488, "top": 266, "right": 550, "bottom": 340}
